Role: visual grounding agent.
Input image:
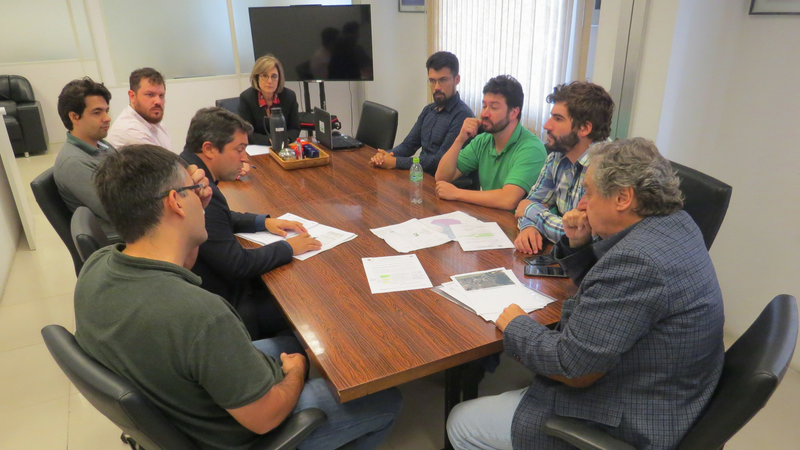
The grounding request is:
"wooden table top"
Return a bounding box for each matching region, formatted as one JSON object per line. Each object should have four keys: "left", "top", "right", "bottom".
{"left": 220, "top": 146, "right": 576, "bottom": 402}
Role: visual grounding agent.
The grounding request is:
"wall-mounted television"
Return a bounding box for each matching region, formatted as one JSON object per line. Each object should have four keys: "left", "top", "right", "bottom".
{"left": 249, "top": 5, "right": 374, "bottom": 82}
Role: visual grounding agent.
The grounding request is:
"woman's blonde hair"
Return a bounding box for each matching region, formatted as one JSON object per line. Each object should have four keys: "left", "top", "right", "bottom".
{"left": 250, "top": 54, "right": 285, "bottom": 94}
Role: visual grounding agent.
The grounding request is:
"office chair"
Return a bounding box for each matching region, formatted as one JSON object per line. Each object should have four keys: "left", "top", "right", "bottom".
{"left": 215, "top": 97, "right": 240, "bottom": 115}
{"left": 670, "top": 160, "right": 733, "bottom": 250}
{"left": 42, "top": 324, "right": 328, "bottom": 450}
{"left": 544, "top": 294, "right": 798, "bottom": 450}
{"left": 0, "top": 74, "right": 49, "bottom": 156}
{"left": 355, "top": 101, "right": 399, "bottom": 150}
{"left": 71, "top": 206, "right": 111, "bottom": 263}
{"left": 30, "top": 167, "right": 83, "bottom": 275}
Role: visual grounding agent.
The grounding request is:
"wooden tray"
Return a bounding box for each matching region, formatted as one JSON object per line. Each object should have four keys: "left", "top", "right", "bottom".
{"left": 268, "top": 143, "right": 330, "bottom": 170}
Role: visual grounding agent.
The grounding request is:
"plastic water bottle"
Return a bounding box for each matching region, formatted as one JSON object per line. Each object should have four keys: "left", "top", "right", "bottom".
{"left": 410, "top": 157, "right": 423, "bottom": 204}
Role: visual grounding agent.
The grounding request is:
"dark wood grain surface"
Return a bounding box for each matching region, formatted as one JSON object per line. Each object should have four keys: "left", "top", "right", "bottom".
{"left": 220, "top": 146, "right": 576, "bottom": 402}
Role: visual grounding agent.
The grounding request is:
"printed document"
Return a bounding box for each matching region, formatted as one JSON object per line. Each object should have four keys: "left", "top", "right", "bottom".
{"left": 449, "top": 222, "right": 514, "bottom": 251}
{"left": 370, "top": 219, "right": 451, "bottom": 253}
{"left": 236, "top": 213, "right": 356, "bottom": 260}
{"left": 362, "top": 254, "right": 433, "bottom": 294}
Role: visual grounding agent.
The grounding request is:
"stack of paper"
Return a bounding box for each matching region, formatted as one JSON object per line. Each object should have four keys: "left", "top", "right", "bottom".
{"left": 434, "top": 268, "right": 555, "bottom": 323}
{"left": 449, "top": 222, "right": 515, "bottom": 251}
{"left": 245, "top": 145, "right": 271, "bottom": 156}
{"left": 236, "top": 213, "right": 357, "bottom": 260}
{"left": 370, "top": 219, "right": 452, "bottom": 253}
{"left": 362, "top": 254, "right": 433, "bottom": 294}
{"left": 418, "top": 211, "right": 484, "bottom": 240}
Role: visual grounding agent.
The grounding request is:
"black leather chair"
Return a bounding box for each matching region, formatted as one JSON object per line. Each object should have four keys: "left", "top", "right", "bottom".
{"left": 355, "top": 101, "right": 399, "bottom": 150}
{"left": 30, "top": 167, "right": 83, "bottom": 276}
{"left": 544, "top": 294, "right": 798, "bottom": 450}
{"left": 216, "top": 97, "right": 240, "bottom": 115}
{"left": 71, "top": 206, "right": 112, "bottom": 263}
{"left": 42, "top": 324, "right": 327, "bottom": 450}
{"left": 1, "top": 74, "right": 49, "bottom": 156}
{"left": 670, "top": 160, "right": 732, "bottom": 250}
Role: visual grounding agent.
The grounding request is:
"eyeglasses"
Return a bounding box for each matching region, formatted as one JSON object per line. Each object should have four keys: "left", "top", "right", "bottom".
{"left": 428, "top": 77, "right": 453, "bottom": 87}
{"left": 259, "top": 73, "right": 279, "bottom": 82}
{"left": 156, "top": 183, "right": 205, "bottom": 199}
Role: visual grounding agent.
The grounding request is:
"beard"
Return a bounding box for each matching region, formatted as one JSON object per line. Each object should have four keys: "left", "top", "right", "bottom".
{"left": 545, "top": 130, "right": 580, "bottom": 153}
{"left": 142, "top": 108, "right": 164, "bottom": 124}
{"left": 482, "top": 114, "right": 511, "bottom": 134}
{"left": 432, "top": 91, "right": 448, "bottom": 107}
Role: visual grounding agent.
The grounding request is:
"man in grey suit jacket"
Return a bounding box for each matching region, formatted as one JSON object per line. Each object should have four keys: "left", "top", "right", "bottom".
{"left": 447, "top": 138, "right": 725, "bottom": 450}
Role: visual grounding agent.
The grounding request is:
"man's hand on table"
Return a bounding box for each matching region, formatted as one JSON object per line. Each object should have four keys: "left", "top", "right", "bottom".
{"left": 496, "top": 304, "right": 528, "bottom": 332}
{"left": 286, "top": 234, "right": 322, "bottom": 255}
{"left": 370, "top": 149, "right": 397, "bottom": 169}
{"left": 435, "top": 181, "right": 461, "bottom": 201}
{"left": 514, "top": 227, "right": 544, "bottom": 255}
{"left": 265, "top": 219, "right": 307, "bottom": 237}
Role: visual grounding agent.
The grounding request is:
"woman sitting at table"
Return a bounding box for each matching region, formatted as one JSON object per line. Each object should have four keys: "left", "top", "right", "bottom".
{"left": 239, "top": 54, "right": 301, "bottom": 146}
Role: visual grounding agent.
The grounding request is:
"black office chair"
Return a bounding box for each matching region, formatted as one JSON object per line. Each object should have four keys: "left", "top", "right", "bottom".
{"left": 1, "top": 74, "right": 49, "bottom": 156}
{"left": 670, "top": 160, "right": 732, "bottom": 250}
{"left": 42, "top": 324, "right": 327, "bottom": 450}
{"left": 216, "top": 97, "right": 240, "bottom": 115}
{"left": 355, "top": 101, "right": 399, "bottom": 150}
{"left": 544, "top": 294, "right": 798, "bottom": 450}
{"left": 71, "top": 206, "right": 111, "bottom": 263}
{"left": 30, "top": 167, "right": 83, "bottom": 276}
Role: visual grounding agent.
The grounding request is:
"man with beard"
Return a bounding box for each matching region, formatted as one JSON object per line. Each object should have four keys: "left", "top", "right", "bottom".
{"left": 370, "top": 51, "right": 474, "bottom": 175}
{"left": 53, "top": 77, "right": 119, "bottom": 239}
{"left": 514, "top": 81, "right": 614, "bottom": 255}
{"left": 435, "top": 75, "right": 546, "bottom": 210}
{"left": 107, "top": 68, "right": 173, "bottom": 152}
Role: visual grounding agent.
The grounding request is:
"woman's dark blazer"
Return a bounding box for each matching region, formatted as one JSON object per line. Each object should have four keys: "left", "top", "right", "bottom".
{"left": 238, "top": 86, "right": 301, "bottom": 145}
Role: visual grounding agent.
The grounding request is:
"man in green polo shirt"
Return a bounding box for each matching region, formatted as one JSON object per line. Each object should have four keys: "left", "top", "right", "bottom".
{"left": 53, "top": 77, "right": 119, "bottom": 239}
{"left": 435, "top": 75, "right": 546, "bottom": 211}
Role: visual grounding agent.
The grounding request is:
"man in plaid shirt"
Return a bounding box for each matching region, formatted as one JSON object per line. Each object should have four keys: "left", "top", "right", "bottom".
{"left": 514, "top": 82, "right": 614, "bottom": 255}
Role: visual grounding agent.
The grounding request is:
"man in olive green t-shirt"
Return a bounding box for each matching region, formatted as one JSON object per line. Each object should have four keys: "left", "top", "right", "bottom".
{"left": 75, "top": 144, "right": 401, "bottom": 450}
{"left": 435, "top": 75, "right": 546, "bottom": 211}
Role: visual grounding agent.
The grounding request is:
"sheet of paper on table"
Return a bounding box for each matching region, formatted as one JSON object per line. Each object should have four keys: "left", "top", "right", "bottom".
{"left": 236, "top": 213, "right": 356, "bottom": 260}
{"left": 246, "top": 145, "right": 271, "bottom": 156}
{"left": 370, "top": 219, "right": 452, "bottom": 253}
{"left": 449, "top": 222, "right": 515, "bottom": 252}
{"left": 362, "top": 254, "right": 433, "bottom": 294}
{"left": 433, "top": 267, "right": 555, "bottom": 323}
{"left": 418, "top": 210, "right": 484, "bottom": 240}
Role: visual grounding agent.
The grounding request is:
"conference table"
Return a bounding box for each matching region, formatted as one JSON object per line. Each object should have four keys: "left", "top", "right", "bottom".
{"left": 219, "top": 144, "right": 576, "bottom": 445}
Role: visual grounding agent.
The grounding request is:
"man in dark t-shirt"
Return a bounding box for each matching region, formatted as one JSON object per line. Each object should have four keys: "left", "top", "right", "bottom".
{"left": 75, "top": 144, "right": 401, "bottom": 450}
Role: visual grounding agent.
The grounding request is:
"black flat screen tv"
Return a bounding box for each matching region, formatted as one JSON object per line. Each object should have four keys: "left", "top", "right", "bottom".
{"left": 249, "top": 5, "right": 374, "bottom": 82}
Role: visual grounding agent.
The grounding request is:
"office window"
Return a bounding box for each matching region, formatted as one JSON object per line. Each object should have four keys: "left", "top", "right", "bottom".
{"left": 0, "top": 0, "right": 79, "bottom": 63}
{"left": 430, "top": 0, "right": 584, "bottom": 137}
{"left": 232, "top": 0, "right": 350, "bottom": 76}
{"left": 101, "top": 0, "right": 235, "bottom": 80}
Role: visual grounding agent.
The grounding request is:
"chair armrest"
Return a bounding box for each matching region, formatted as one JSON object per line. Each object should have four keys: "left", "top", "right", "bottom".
{"left": 248, "top": 408, "right": 327, "bottom": 450}
{"left": 543, "top": 417, "right": 636, "bottom": 450}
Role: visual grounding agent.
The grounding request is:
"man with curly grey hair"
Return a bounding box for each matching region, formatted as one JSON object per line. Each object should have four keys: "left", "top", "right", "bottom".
{"left": 448, "top": 138, "right": 725, "bottom": 450}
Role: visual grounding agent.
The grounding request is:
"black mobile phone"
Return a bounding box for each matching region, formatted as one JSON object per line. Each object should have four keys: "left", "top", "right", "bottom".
{"left": 524, "top": 255, "right": 557, "bottom": 266}
{"left": 524, "top": 264, "right": 568, "bottom": 278}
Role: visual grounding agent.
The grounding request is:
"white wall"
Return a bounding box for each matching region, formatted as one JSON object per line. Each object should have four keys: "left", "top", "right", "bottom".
{"left": 0, "top": 160, "right": 21, "bottom": 297}
{"left": 657, "top": 0, "right": 800, "bottom": 369}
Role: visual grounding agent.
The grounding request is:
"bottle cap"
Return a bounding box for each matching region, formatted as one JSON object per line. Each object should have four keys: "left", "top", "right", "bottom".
{"left": 413, "top": 157, "right": 420, "bottom": 163}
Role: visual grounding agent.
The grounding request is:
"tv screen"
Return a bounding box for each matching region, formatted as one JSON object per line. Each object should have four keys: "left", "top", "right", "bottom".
{"left": 249, "top": 5, "right": 374, "bottom": 82}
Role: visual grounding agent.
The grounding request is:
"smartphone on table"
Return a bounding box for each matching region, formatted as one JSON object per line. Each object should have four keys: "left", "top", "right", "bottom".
{"left": 524, "top": 264, "right": 568, "bottom": 278}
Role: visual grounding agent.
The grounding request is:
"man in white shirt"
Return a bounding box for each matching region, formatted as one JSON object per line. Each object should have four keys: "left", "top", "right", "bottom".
{"left": 107, "top": 68, "right": 173, "bottom": 151}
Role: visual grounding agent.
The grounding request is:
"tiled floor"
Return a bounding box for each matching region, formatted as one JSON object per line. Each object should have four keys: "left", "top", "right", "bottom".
{"left": 1, "top": 147, "right": 798, "bottom": 449}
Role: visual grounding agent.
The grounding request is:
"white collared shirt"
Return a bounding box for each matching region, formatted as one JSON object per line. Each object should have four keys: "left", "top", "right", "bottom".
{"left": 107, "top": 105, "right": 173, "bottom": 152}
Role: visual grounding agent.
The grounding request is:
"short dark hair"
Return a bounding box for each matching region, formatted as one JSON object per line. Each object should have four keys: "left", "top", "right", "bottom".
{"left": 546, "top": 81, "right": 615, "bottom": 142}
{"left": 57, "top": 77, "right": 112, "bottom": 130}
{"left": 426, "top": 51, "right": 459, "bottom": 77}
{"left": 483, "top": 75, "right": 524, "bottom": 115}
{"left": 94, "top": 145, "right": 188, "bottom": 243}
{"left": 130, "top": 67, "right": 165, "bottom": 92}
{"left": 184, "top": 107, "right": 253, "bottom": 154}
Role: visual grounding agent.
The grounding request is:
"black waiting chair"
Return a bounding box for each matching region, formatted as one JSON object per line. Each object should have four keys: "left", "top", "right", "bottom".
{"left": 544, "top": 294, "right": 798, "bottom": 450}
{"left": 42, "top": 324, "right": 327, "bottom": 450}
{"left": 30, "top": 167, "right": 83, "bottom": 276}
{"left": 71, "top": 206, "right": 111, "bottom": 263}
{"left": 1, "top": 74, "right": 49, "bottom": 156}
{"left": 215, "top": 97, "right": 240, "bottom": 115}
{"left": 670, "top": 160, "right": 732, "bottom": 250}
{"left": 355, "top": 101, "right": 399, "bottom": 150}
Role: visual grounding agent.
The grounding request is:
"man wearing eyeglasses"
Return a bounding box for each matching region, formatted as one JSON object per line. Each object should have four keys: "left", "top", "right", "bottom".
{"left": 180, "top": 107, "right": 322, "bottom": 340}
{"left": 370, "top": 51, "right": 474, "bottom": 175}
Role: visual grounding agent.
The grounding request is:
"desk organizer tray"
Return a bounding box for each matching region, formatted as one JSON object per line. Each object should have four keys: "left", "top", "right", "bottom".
{"left": 268, "top": 143, "right": 331, "bottom": 170}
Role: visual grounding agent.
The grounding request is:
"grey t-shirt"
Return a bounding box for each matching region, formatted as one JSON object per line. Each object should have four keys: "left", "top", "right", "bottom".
{"left": 53, "top": 132, "right": 118, "bottom": 238}
{"left": 75, "top": 245, "right": 284, "bottom": 450}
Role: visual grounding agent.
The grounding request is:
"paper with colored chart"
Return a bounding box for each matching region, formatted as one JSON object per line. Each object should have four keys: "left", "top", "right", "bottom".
{"left": 362, "top": 254, "right": 433, "bottom": 294}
